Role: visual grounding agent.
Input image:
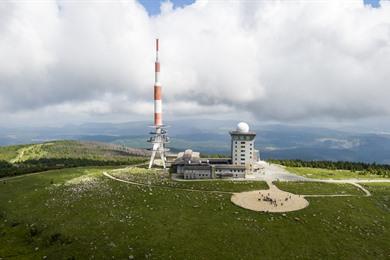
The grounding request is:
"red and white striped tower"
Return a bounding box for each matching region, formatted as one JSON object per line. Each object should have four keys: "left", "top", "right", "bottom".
{"left": 148, "top": 38, "right": 169, "bottom": 169}
{"left": 154, "top": 38, "right": 162, "bottom": 126}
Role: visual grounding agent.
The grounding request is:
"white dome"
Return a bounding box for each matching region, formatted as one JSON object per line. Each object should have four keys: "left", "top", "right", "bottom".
{"left": 237, "top": 122, "right": 250, "bottom": 133}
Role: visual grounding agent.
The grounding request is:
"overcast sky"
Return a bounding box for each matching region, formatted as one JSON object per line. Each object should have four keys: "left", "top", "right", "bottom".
{"left": 0, "top": 0, "right": 390, "bottom": 131}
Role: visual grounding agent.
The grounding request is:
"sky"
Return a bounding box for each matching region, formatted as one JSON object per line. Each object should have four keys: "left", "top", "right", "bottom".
{"left": 139, "top": 0, "right": 195, "bottom": 16}
{"left": 0, "top": 0, "right": 390, "bottom": 131}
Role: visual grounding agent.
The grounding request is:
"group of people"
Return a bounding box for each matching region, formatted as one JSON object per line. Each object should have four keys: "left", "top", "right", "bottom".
{"left": 258, "top": 192, "right": 292, "bottom": 207}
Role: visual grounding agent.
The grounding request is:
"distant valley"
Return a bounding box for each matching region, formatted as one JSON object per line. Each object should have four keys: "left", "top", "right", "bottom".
{"left": 1, "top": 119, "right": 390, "bottom": 164}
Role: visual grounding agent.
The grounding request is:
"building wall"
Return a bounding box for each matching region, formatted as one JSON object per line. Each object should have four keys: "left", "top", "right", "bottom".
{"left": 180, "top": 165, "right": 246, "bottom": 179}
{"left": 231, "top": 135, "right": 255, "bottom": 168}
{"left": 215, "top": 168, "right": 245, "bottom": 178}
{"left": 183, "top": 169, "right": 211, "bottom": 179}
{"left": 176, "top": 165, "right": 185, "bottom": 174}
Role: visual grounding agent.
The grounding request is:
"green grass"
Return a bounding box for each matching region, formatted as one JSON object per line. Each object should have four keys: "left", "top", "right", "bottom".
{"left": 362, "top": 182, "right": 390, "bottom": 196}
{"left": 111, "top": 167, "right": 269, "bottom": 192}
{"left": 275, "top": 181, "right": 364, "bottom": 195}
{"left": 361, "top": 183, "right": 390, "bottom": 212}
{"left": 2, "top": 140, "right": 144, "bottom": 163}
{"left": 286, "top": 166, "right": 387, "bottom": 180}
{"left": 0, "top": 141, "right": 148, "bottom": 178}
{"left": 1, "top": 168, "right": 389, "bottom": 259}
{"left": 0, "top": 144, "right": 27, "bottom": 161}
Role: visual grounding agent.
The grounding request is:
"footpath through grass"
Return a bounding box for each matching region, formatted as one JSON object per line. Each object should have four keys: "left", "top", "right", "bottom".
{"left": 286, "top": 166, "right": 388, "bottom": 180}
{"left": 0, "top": 167, "right": 389, "bottom": 259}
{"left": 111, "top": 167, "right": 268, "bottom": 192}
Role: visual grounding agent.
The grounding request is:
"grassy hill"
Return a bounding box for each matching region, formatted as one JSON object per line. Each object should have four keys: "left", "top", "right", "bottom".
{"left": 0, "top": 141, "right": 389, "bottom": 258}
{"left": 0, "top": 140, "right": 148, "bottom": 163}
{"left": 0, "top": 141, "right": 148, "bottom": 178}
{"left": 0, "top": 167, "right": 389, "bottom": 259}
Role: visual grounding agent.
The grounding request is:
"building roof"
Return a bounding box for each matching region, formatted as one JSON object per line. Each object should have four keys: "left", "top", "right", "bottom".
{"left": 175, "top": 149, "right": 201, "bottom": 164}
{"left": 202, "top": 158, "right": 231, "bottom": 164}
{"left": 183, "top": 165, "right": 211, "bottom": 170}
{"left": 229, "top": 130, "right": 256, "bottom": 136}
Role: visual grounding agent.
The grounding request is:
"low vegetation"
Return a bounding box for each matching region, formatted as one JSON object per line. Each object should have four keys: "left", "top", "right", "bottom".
{"left": 111, "top": 167, "right": 268, "bottom": 192}
{"left": 1, "top": 167, "right": 389, "bottom": 259}
{"left": 0, "top": 144, "right": 27, "bottom": 161}
{"left": 0, "top": 141, "right": 147, "bottom": 178}
{"left": 0, "top": 142, "right": 389, "bottom": 258}
{"left": 270, "top": 159, "right": 390, "bottom": 178}
{"left": 285, "top": 167, "right": 387, "bottom": 180}
{"left": 275, "top": 181, "right": 364, "bottom": 195}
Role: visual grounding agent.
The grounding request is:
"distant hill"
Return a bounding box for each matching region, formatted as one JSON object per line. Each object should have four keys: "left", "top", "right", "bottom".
{"left": 0, "top": 140, "right": 149, "bottom": 163}
{"left": 0, "top": 140, "right": 148, "bottom": 178}
{"left": 1, "top": 120, "right": 390, "bottom": 164}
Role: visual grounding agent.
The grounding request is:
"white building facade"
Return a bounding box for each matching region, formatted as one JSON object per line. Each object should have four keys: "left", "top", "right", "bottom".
{"left": 230, "top": 122, "right": 258, "bottom": 171}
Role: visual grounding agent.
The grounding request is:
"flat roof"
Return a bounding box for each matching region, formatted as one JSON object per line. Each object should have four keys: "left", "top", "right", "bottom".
{"left": 229, "top": 131, "right": 256, "bottom": 136}
{"left": 183, "top": 165, "right": 211, "bottom": 170}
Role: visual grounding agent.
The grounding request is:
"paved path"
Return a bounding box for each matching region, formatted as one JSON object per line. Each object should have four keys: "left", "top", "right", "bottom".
{"left": 250, "top": 163, "right": 310, "bottom": 182}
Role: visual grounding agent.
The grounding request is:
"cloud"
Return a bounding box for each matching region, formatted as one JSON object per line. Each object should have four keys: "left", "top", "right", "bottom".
{"left": 0, "top": 0, "right": 390, "bottom": 126}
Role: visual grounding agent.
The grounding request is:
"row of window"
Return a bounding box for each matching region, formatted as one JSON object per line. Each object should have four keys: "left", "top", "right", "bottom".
{"left": 185, "top": 170, "right": 209, "bottom": 174}
{"left": 216, "top": 169, "right": 244, "bottom": 173}
{"left": 234, "top": 162, "right": 246, "bottom": 165}
{"left": 184, "top": 173, "right": 209, "bottom": 177}
{"left": 234, "top": 142, "right": 253, "bottom": 147}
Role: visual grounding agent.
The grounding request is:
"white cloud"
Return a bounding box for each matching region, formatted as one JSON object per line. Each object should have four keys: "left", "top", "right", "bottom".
{"left": 0, "top": 0, "right": 390, "bottom": 127}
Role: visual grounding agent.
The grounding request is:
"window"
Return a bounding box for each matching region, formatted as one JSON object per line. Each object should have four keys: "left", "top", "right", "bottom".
{"left": 241, "top": 141, "right": 245, "bottom": 144}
